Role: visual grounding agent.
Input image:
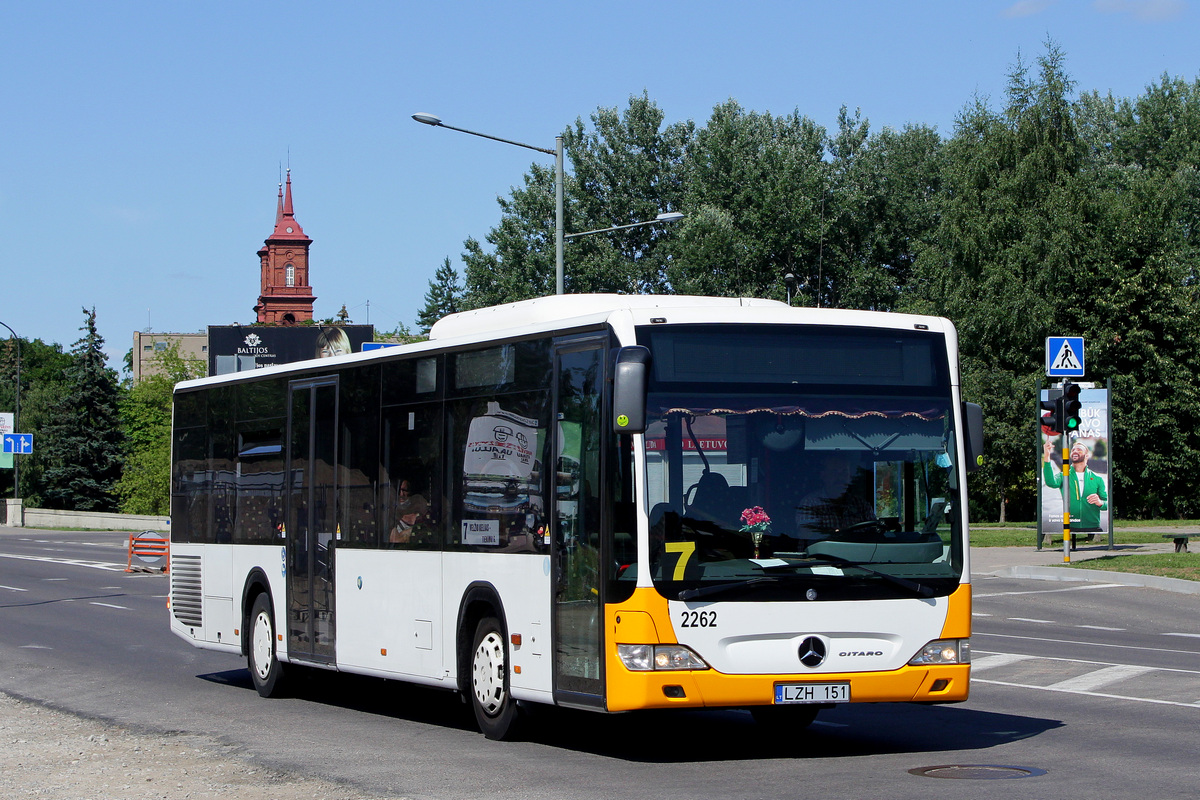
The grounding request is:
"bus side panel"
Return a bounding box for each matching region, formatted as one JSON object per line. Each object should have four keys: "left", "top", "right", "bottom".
{"left": 442, "top": 552, "right": 554, "bottom": 704}
{"left": 169, "top": 542, "right": 242, "bottom": 655}
{"left": 335, "top": 549, "right": 446, "bottom": 681}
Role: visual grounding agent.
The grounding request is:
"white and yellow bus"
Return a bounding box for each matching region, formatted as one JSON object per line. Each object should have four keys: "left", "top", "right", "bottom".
{"left": 168, "top": 294, "right": 981, "bottom": 739}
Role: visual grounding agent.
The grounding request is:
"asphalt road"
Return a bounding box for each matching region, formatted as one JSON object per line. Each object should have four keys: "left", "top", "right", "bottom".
{"left": 2, "top": 529, "right": 1198, "bottom": 799}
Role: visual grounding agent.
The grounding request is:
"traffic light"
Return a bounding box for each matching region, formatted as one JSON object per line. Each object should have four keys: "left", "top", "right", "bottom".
{"left": 1061, "top": 381, "right": 1082, "bottom": 433}
{"left": 1040, "top": 390, "right": 1062, "bottom": 435}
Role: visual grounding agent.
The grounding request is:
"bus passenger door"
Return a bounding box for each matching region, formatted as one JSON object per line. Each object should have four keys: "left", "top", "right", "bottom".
{"left": 552, "top": 339, "right": 606, "bottom": 707}
{"left": 286, "top": 378, "right": 338, "bottom": 665}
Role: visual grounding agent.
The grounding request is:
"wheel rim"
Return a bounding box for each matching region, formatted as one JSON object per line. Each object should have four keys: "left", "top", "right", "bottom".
{"left": 252, "top": 609, "right": 274, "bottom": 681}
{"left": 472, "top": 630, "right": 506, "bottom": 716}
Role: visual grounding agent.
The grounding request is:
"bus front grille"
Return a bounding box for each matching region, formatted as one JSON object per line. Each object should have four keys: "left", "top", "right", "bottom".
{"left": 171, "top": 555, "right": 203, "bottom": 628}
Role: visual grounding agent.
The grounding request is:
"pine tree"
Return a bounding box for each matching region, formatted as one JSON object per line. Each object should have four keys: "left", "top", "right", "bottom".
{"left": 416, "top": 257, "right": 462, "bottom": 334}
{"left": 39, "top": 308, "right": 125, "bottom": 511}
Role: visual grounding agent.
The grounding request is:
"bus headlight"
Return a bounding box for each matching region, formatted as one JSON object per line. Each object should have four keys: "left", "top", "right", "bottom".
{"left": 618, "top": 644, "right": 710, "bottom": 671}
{"left": 908, "top": 638, "right": 970, "bottom": 665}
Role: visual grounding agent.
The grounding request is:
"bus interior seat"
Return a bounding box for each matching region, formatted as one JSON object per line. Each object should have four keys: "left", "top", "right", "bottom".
{"left": 686, "top": 471, "right": 740, "bottom": 528}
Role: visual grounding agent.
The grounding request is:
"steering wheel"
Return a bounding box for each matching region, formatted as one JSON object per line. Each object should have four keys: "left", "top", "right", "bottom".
{"left": 837, "top": 519, "right": 887, "bottom": 540}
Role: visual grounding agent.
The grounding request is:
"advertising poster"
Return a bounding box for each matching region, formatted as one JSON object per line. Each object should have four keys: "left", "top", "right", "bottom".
{"left": 0, "top": 412, "right": 12, "bottom": 469}
{"left": 461, "top": 401, "right": 542, "bottom": 546}
{"left": 208, "top": 324, "right": 374, "bottom": 375}
{"left": 1038, "top": 385, "right": 1111, "bottom": 540}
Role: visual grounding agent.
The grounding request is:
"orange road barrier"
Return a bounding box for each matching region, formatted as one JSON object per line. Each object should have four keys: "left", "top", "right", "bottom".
{"left": 126, "top": 532, "right": 170, "bottom": 574}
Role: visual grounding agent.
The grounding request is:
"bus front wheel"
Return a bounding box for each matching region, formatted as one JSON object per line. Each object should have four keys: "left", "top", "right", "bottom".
{"left": 248, "top": 593, "right": 285, "bottom": 698}
{"left": 470, "top": 616, "right": 518, "bottom": 740}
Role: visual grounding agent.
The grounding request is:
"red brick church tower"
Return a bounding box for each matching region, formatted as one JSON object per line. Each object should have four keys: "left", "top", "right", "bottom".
{"left": 254, "top": 170, "right": 316, "bottom": 324}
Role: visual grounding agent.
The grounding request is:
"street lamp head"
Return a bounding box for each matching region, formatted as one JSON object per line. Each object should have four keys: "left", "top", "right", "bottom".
{"left": 412, "top": 112, "right": 443, "bottom": 126}
{"left": 655, "top": 212, "right": 685, "bottom": 222}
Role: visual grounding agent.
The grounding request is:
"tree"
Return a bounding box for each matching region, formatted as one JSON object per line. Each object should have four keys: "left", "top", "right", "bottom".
{"left": 669, "top": 100, "right": 825, "bottom": 300}
{"left": 0, "top": 337, "right": 72, "bottom": 500}
{"left": 461, "top": 95, "right": 693, "bottom": 307}
{"left": 563, "top": 93, "right": 692, "bottom": 294}
{"left": 902, "top": 43, "right": 1091, "bottom": 520}
{"left": 114, "top": 342, "right": 206, "bottom": 515}
{"left": 38, "top": 308, "right": 125, "bottom": 511}
{"left": 416, "top": 257, "right": 463, "bottom": 334}
{"left": 461, "top": 162, "right": 563, "bottom": 309}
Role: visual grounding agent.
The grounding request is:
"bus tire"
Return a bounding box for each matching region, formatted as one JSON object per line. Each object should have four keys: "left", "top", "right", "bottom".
{"left": 750, "top": 704, "right": 819, "bottom": 732}
{"left": 470, "top": 616, "right": 518, "bottom": 740}
{"left": 248, "top": 593, "right": 285, "bottom": 698}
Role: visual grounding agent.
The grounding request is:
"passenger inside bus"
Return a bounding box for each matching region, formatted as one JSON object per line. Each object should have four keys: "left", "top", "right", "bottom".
{"left": 389, "top": 479, "right": 430, "bottom": 545}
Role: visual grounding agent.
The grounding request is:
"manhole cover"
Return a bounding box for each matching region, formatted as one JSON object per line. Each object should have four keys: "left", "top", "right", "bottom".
{"left": 910, "top": 764, "right": 1047, "bottom": 780}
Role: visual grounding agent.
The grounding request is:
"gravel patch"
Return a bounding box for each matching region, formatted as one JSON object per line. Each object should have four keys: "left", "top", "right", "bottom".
{"left": 0, "top": 692, "right": 408, "bottom": 800}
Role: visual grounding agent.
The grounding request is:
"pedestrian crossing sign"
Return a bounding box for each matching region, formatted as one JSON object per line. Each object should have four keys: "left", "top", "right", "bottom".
{"left": 1046, "top": 336, "right": 1085, "bottom": 377}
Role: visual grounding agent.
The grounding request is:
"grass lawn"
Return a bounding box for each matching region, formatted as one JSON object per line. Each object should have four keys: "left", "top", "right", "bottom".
{"left": 969, "top": 519, "right": 1200, "bottom": 548}
{"left": 1060, "top": 552, "right": 1200, "bottom": 582}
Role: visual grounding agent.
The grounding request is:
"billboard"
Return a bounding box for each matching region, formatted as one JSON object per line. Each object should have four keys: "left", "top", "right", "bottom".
{"left": 208, "top": 324, "right": 374, "bottom": 375}
{"left": 1038, "top": 384, "right": 1112, "bottom": 542}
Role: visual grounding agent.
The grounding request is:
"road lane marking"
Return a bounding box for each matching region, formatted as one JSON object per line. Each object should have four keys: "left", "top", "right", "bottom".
{"left": 0, "top": 553, "right": 126, "bottom": 572}
{"left": 90, "top": 602, "right": 128, "bottom": 610}
{"left": 1046, "top": 664, "right": 1157, "bottom": 692}
{"left": 0, "top": 585, "right": 29, "bottom": 592}
{"left": 19, "top": 645, "right": 52, "bottom": 650}
{"left": 1163, "top": 633, "right": 1200, "bottom": 639}
{"left": 973, "top": 649, "right": 1200, "bottom": 709}
{"left": 974, "top": 583, "right": 1128, "bottom": 598}
{"left": 1007, "top": 617, "right": 1057, "bottom": 624}
{"left": 972, "top": 612, "right": 993, "bottom": 617}
{"left": 970, "top": 653, "right": 1034, "bottom": 672}
{"left": 974, "top": 677, "right": 1200, "bottom": 709}
{"left": 1076, "top": 625, "right": 1125, "bottom": 631}
{"left": 973, "top": 631, "right": 1200, "bottom": 657}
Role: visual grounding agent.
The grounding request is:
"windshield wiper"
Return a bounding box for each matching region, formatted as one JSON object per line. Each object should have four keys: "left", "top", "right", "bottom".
{"left": 762, "top": 554, "right": 936, "bottom": 598}
{"left": 677, "top": 576, "right": 779, "bottom": 602}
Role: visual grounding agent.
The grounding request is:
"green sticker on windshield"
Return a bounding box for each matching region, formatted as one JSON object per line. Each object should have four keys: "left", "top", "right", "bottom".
{"left": 617, "top": 414, "right": 629, "bottom": 428}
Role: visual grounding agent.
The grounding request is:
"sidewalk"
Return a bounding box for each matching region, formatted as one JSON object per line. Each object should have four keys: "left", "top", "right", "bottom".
{"left": 970, "top": 539, "right": 1200, "bottom": 595}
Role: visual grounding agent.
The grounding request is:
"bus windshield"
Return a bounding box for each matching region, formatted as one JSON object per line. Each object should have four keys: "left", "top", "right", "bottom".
{"left": 637, "top": 323, "right": 964, "bottom": 602}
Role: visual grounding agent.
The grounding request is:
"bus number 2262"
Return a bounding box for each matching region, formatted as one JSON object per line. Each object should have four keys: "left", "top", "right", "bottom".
{"left": 680, "top": 610, "right": 717, "bottom": 628}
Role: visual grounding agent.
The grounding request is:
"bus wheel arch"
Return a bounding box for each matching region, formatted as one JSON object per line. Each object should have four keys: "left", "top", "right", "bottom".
{"left": 244, "top": 576, "right": 285, "bottom": 698}
{"left": 240, "top": 569, "right": 274, "bottom": 657}
{"left": 455, "top": 584, "right": 518, "bottom": 739}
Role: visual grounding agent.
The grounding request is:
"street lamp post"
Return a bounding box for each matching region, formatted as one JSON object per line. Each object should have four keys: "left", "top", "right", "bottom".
{"left": 0, "top": 320, "right": 19, "bottom": 501}
{"left": 563, "top": 211, "right": 685, "bottom": 240}
{"left": 413, "top": 113, "right": 565, "bottom": 295}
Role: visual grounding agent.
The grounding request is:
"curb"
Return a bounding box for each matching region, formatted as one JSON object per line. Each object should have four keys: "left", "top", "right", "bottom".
{"left": 995, "top": 565, "right": 1200, "bottom": 596}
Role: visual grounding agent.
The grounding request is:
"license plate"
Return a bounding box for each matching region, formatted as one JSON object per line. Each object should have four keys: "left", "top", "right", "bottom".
{"left": 774, "top": 682, "right": 850, "bottom": 704}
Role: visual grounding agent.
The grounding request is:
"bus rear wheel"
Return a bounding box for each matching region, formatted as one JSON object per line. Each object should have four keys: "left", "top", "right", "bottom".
{"left": 470, "top": 616, "right": 518, "bottom": 740}
{"left": 248, "top": 593, "right": 285, "bottom": 698}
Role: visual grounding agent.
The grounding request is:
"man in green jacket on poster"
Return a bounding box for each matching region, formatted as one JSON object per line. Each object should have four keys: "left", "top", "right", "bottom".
{"left": 1042, "top": 440, "right": 1108, "bottom": 531}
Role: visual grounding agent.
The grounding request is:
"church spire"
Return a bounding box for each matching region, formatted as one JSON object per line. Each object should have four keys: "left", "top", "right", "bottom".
{"left": 255, "top": 169, "right": 315, "bottom": 324}
{"left": 270, "top": 169, "right": 309, "bottom": 241}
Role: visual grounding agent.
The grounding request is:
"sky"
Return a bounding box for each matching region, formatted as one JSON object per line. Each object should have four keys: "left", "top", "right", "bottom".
{"left": 2, "top": 0, "right": 1197, "bottom": 370}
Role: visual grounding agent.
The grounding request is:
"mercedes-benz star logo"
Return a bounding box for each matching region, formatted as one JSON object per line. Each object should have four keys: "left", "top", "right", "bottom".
{"left": 798, "top": 636, "right": 827, "bottom": 668}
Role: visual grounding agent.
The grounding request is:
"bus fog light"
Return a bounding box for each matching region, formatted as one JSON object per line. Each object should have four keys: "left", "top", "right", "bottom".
{"left": 908, "top": 638, "right": 971, "bottom": 665}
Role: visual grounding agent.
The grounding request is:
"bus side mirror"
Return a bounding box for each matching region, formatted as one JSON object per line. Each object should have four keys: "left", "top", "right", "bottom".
{"left": 612, "top": 346, "right": 651, "bottom": 434}
{"left": 963, "top": 402, "right": 984, "bottom": 472}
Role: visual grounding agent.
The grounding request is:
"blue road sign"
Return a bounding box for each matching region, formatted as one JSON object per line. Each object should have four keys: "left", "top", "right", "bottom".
{"left": 1, "top": 433, "right": 33, "bottom": 454}
{"left": 1046, "top": 337, "right": 1085, "bottom": 378}
{"left": 362, "top": 342, "right": 402, "bottom": 351}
